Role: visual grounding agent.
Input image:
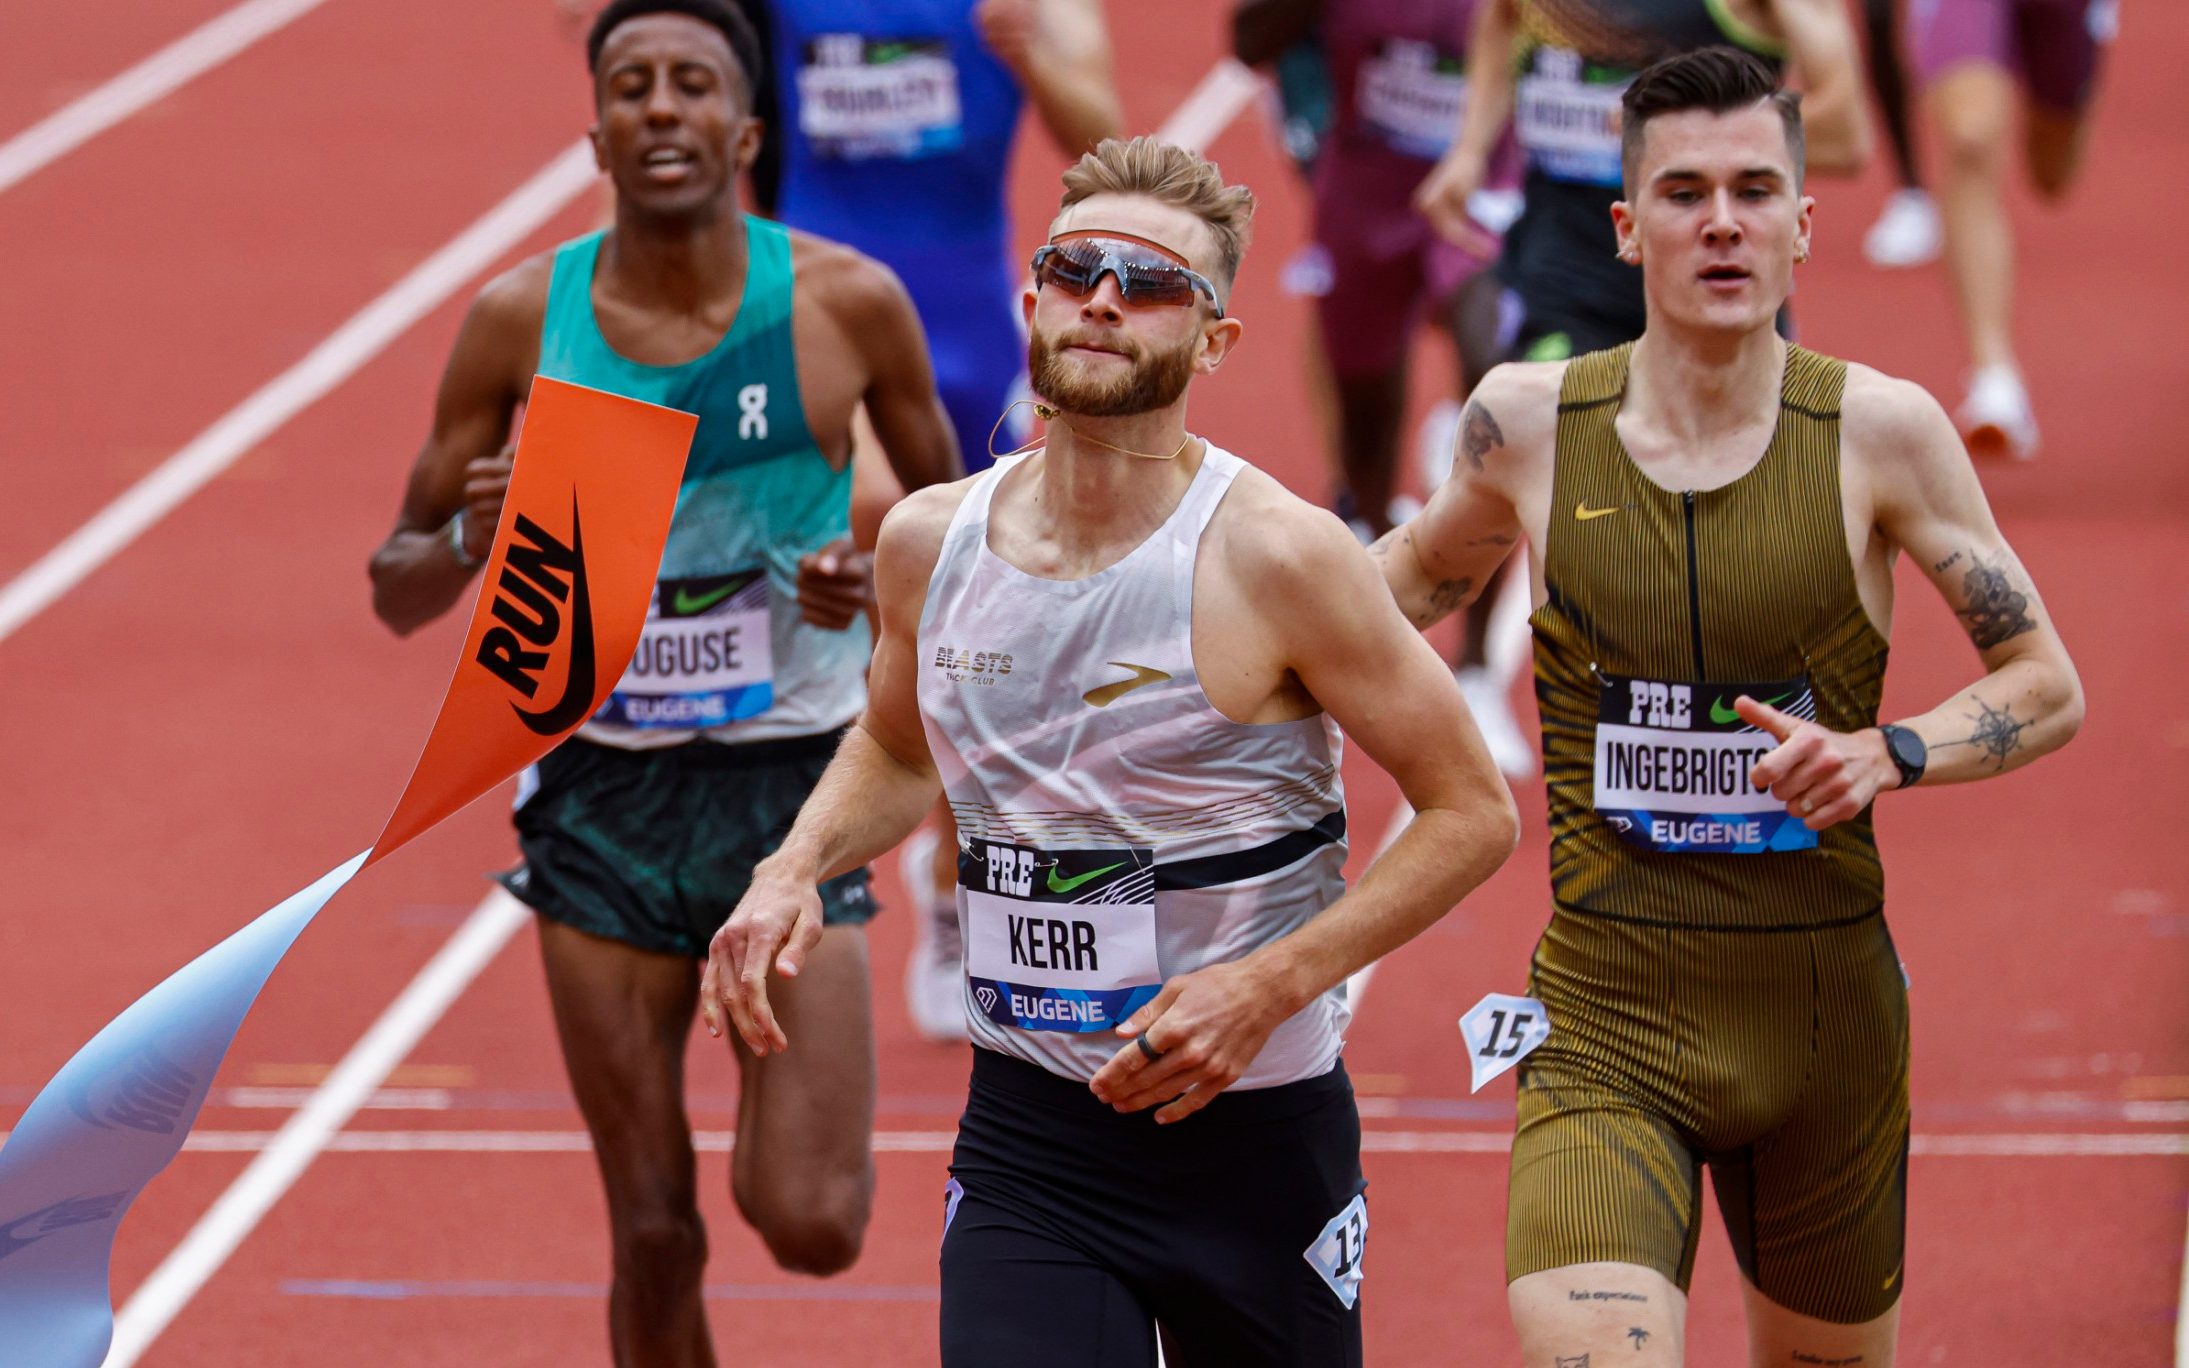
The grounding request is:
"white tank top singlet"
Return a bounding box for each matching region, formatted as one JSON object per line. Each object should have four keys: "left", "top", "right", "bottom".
{"left": 916, "top": 445, "right": 1352, "bottom": 1087}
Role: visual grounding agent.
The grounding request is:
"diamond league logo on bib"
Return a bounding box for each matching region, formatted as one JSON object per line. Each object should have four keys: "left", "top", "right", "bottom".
{"left": 959, "top": 837, "right": 1161, "bottom": 1033}
{"left": 1592, "top": 672, "right": 1819, "bottom": 853}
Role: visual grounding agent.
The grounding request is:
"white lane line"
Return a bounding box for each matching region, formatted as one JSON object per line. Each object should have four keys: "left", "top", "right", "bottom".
{"left": 105, "top": 890, "right": 530, "bottom": 1368}
{"left": 0, "top": 138, "right": 597, "bottom": 647}
{"left": 9, "top": 1128, "right": 2174, "bottom": 1159}
{"left": 1153, "top": 58, "right": 1264, "bottom": 152}
{"left": 0, "top": 0, "right": 333, "bottom": 197}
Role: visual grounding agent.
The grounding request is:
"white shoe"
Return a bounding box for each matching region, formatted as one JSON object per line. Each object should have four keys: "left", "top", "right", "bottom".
{"left": 1957, "top": 366, "right": 2039, "bottom": 460}
{"left": 1414, "top": 399, "right": 1464, "bottom": 494}
{"left": 1456, "top": 666, "right": 1536, "bottom": 779}
{"left": 897, "top": 827, "right": 968, "bottom": 1042}
{"left": 1863, "top": 189, "right": 1942, "bottom": 269}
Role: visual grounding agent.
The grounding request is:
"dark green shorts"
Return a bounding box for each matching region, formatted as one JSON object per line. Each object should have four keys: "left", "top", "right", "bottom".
{"left": 501, "top": 731, "right": 875, "bottom": 959}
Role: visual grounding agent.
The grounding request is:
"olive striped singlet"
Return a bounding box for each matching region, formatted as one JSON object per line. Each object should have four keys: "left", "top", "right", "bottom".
{"left": 1531, "top": 344, "right": 1890, "bottom": 929}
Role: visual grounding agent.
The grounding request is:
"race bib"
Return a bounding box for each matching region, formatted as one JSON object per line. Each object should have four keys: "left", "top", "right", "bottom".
{"left": 1592, "top": 672, "right": 1818, "bottom": 853}
{"left": 1302, "top": 1192, "right": 1369, "bottom": 1309}
{"left": 1514, "top": 48, "right": 1628, "bottom": 186}
{"left": 1357, "top": 38, "right": 1466, "bottom": 160}
{"left": 960, "top": 837, "right": 1160, "bottom": 1034}
{"left": 797, "top": 34, "right": 963, "bottom": 161}
{"left": 594, "top": 568, "right": 773, "bottom": 729}
{"left": 1458, "top": 992, "right": 1550, "bottom": 1091}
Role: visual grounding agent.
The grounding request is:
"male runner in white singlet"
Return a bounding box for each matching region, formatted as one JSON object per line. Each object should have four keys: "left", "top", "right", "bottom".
{"left": 703, "top": 136, "right": 1520, "bottom": 1365}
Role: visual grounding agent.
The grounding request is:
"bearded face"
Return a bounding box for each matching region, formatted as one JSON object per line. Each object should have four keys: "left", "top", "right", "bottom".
{"left": 1026, "top": 316, "right": 1201, "bottom": 418}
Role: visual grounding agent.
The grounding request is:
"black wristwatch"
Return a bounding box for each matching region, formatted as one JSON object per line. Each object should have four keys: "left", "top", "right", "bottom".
{"left": 1876, "top": 723, "right": 1927, "bottom": 791}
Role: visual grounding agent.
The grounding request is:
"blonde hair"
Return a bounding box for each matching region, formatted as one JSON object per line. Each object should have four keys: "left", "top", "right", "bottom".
{"left": 1057, "top": 137, "right": 1256, "bottom": 289}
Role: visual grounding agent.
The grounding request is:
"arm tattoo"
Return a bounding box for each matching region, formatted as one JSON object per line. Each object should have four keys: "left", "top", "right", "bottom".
{"left": 1368, "top": 526, "right": 1409, "bottom": 563}
{"left": 1932, "top": 551, "right": 1962, "bottom": 573}
{"left": 1460, "top": 400, "right": 1504, "bottom": 471}
{"left": 1938, "top": 697, "right": 2029, "bottom": 769}
{"left": 1421, "top": 576, "right": 1473, "bottom": 625}
{"left": 1954, "top": 552, "right": 2037, "bottom": 649}
{"left": 1555, "top": 1357, "right": 1590, "bottom": 1368}
{"left": 1627, "top": 1328, "right": 1651, "bottom": 1349}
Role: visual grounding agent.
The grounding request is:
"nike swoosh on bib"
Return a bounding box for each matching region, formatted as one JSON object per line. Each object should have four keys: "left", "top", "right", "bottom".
{"left": 1082, "top": 662, "right": 1170, "bottom": 708}
{"left": 1047, "top": 861, "right": 1125, "bottom": 895}
{"left": 670, "top": 580, "right": 741, "bottom": 615}
{"left": 1574, "top": 501, "right": 1623, "bottom": 521}
{"left": 1710, "top": 690, "right": 1796, "bottom": 726}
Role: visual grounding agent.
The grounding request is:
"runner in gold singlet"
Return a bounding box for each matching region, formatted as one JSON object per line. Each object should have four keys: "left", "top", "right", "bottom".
{"left": 1374, "top": 48, "right": 2082, "bottom": 1368}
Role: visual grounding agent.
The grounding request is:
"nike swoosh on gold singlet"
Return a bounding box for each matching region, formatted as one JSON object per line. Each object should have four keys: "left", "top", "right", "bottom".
{"left": 1082, "top": 662, "right": 1170, "bottom": 708}
{"left": 1574, "top": 501, "right": 1623, "bottom": 521}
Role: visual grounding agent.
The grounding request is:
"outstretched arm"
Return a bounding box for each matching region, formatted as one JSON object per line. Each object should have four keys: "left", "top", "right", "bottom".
{"left": 1093, "top": 504, "right": 1519, "bottom": 1123}
{"left": 979, "top": 0, "right": 1122, "bottom": 156}
{"left": 703, "top": 484, "right": 965, "bottom": 1055}
{"left": 1744, "top": 373, "right": 2083, "bottom": 826}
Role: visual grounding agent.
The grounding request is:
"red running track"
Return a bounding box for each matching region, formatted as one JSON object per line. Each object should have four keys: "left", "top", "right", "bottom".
{"left": 0, "top": 0, "right": 2181, "bottom": 1363}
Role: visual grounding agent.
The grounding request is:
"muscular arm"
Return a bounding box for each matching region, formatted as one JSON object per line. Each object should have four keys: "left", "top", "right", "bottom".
{"left": 1094, "top": 495, "right": 1520, "bottom": 1121}
{"left": 1768, "top": 0, "right": 1873, "bottom": 173}
{"left": 367, "top": 264, "right": 541, "bottom": 635}
{"left": 1253, "top": 515, "right": 1522, "bottom": 1006}
{"left": 706, "top": 484, "right": 967, "bottom": 1052}
{"left": 981, "top": 0, "right": 1122, "bottom": 156}
{"left": 844, "top": 260, "right": 965, "bottom": 494}
{"left": 771, "top": 489, "right": 955, "bottom": 883}
{"left": 1862, "top": 372, "right": 2083, "bottom": 785}
{"left": 1371, "top": 362, "right": 1552, "bottom": 629}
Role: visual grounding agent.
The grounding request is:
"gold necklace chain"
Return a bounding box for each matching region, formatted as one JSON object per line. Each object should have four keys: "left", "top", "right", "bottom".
{"left": 985, "top": 399, "right": 1194, "bottom": 462}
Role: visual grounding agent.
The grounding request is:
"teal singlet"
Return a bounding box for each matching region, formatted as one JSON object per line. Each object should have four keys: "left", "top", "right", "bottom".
{"left": 537, "top": 216, "right": 866, "bottom": 748}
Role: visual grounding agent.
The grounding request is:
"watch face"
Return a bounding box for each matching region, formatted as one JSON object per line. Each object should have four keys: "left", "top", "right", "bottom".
{"left": 1886, "top": 726, "right": 1925, "bottom": 773}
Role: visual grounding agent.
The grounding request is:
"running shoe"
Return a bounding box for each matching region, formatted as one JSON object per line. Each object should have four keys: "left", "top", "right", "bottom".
{"left": 898, "top": 827, "right": 969, "bottom": 1043}
{"left": 1456, "top": 665, "right": 1536, "bottom": 779}
{"left": 1958, "top": 365, "right": 2039, "bottom": 460}
{"left": 1863, "top": 189, "right": 1942, "bottom": 269}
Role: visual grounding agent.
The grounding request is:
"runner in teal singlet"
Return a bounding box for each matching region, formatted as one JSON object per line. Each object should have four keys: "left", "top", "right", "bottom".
{"left": 367, "top": 3, "right": 961, "bottom": 1361}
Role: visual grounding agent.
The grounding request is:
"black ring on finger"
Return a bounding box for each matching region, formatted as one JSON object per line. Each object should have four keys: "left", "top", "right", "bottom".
{"left": 1134, "top": 1034, "right": 1165, "bottom": 1064}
